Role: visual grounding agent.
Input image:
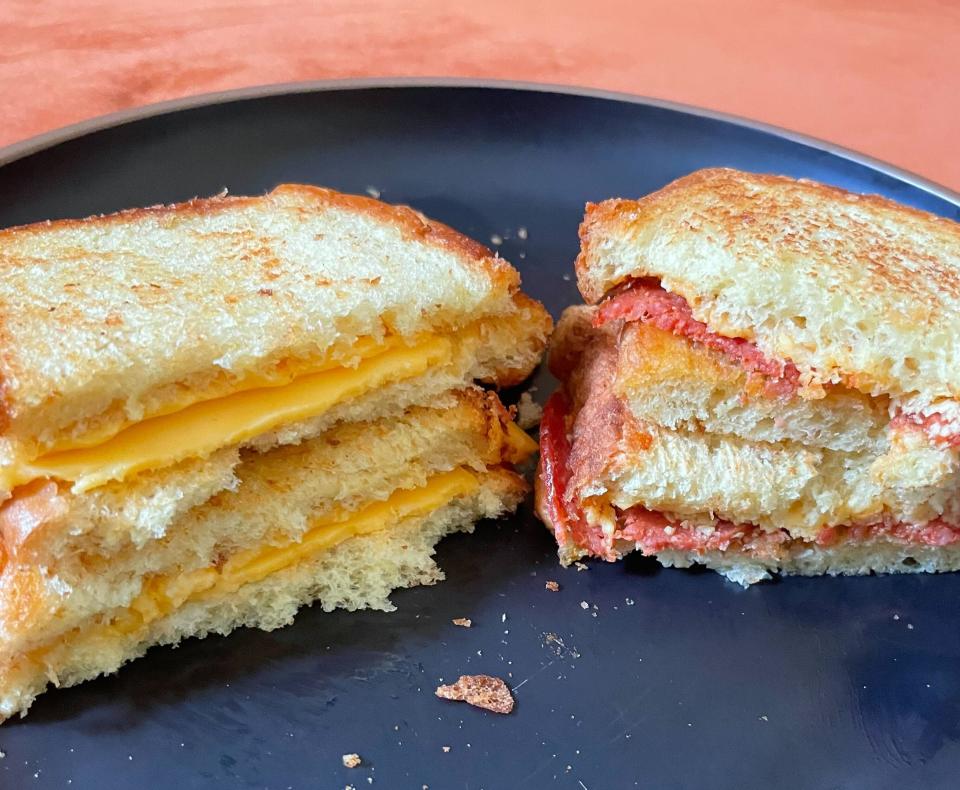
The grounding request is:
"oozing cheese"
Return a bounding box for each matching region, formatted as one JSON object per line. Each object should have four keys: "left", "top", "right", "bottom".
{"left": 6, "top": 334, "right": 453, "bottom": 493}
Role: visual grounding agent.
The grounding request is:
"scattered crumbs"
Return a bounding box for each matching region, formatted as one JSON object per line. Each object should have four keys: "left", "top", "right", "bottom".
{"left": 574, "top": 562, "right": 589, "bottom": 572}
{"left": 625, "top": 598, "right": 635, "bottom": 606}
{"left": 452, "top": 618, "right": 472, "bottom": 628}
{"left": 519, "top": 251, "right": 526, "bottom": 259}
{"left": 562, "top": 273, "right": 571, "bottom": 281}
{"left": 517, "top": 392, "right": 543, "bottom": 429}
{"left": 490, "top": 234, "right": 503, "bottom": 246}
{"left": 442, "top": 746, "right": 451, "bottom": 753}
{"left": 543, "top": 632, "right": 581, "bottom": 659}
{"left": 501, "top": 613, "right": 507, "bottom": 623}
{"left": 517, "top": 226, "right": 528, "bottom": 240}
{"left": 0, "top": 750, "right": 4, "bottom": 759}
{"left": 393, "top": 725, "right": 399, "bottom": 731}
{"left": 128, "top": 755, "right": 133, "bottom": 761}
{"left": 759, "top": 715, "right": 768, "bottom": 722}
{"left": 435, "top": 675, "right": 515, "bottom": 714}
{"left": 346, "top": 785, "right": 356, "bottom": 790}
{"left": 367, "top": 779, "right": 374, "bottom": 785}
{"left": 580, "top": 601, "right": 589, "bottom": 610}
{"left": 893, "top": 614, "right": 900, "bottom": 620}
{"left": 687, "top": 723, "right": 693, "bottom": 728}
{"left": 545, "top": 581, "right": 560, "bottom": 592}
{"left": 364, "top": 186, "right": 381, "bottom": 199}
{"left": 591, "top": 612, "right": 598, "bottom": 618}
{"left": 342, "top": 753, "right": 362, "bottom": 769}
{"left": 907, "top": 623, "right": 915, "bottom": 630}
{"left": 926, "top": 683, "right": 931, "bottom": 688}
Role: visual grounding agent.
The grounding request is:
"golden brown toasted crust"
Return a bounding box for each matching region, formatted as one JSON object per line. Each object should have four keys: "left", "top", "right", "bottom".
{"left": 0, "top": 184, "right": 517, "bottom": 292}
{"left": 574, "top": 168, "right": 960, "bottom": 401}
{"left": 618, "top": 321, "right": 748, "bottom": 396}
{"left": 576, "top": 167, "right": 960, "bottom": 304}
{"left": 480, "top": 292, "right": 554, "bottom": 388}
{"left": 614, "top": 321, "right": 889, "bottom": 452}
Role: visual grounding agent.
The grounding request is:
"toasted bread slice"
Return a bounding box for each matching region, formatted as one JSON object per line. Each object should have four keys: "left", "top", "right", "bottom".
{"left": 554, "top": 306, "right": 888, "bottom": 453}
{"left": 615, "top": 321, "right": 887, "bottom": 453}
{"left": 0, "top": 185, "right": 550, "bottom": 470}
{"left": 576, "top": 168, "right": 960, "bottom": 402}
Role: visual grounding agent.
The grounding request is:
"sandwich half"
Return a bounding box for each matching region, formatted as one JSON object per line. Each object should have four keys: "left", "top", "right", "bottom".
{"left": 0, "top": 185, "right": 550, "bottom": 719}
{"left": 537, "top": 168, "right": 960, "bottom": 585}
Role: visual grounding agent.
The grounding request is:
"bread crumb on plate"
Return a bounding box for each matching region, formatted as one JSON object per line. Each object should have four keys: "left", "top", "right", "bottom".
{"left": 452, "top": 618, "right": 472, "bottom": 628}
{"left": 342, "top": 753, "right": 362, "bottom": 768}
{"left": 435, "top": 674, "right": 515, "bottom": 714}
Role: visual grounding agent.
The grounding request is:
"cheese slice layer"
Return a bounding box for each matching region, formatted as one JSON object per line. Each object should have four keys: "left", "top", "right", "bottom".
{"left": 28, "top": 467, "right": 483, "bottom": 665}
{"left": 11, "top": 334, "right": 453, "bottom": 493}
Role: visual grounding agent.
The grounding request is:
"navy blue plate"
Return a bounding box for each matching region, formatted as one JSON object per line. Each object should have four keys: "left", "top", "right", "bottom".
{"left": 1, "top": 81, "right": 959, "bottom": 790}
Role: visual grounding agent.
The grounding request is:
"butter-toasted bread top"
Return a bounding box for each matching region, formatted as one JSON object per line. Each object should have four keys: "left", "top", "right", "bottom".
{"left": 576, "top": 168, "right": 960, "bottom": 402}
{"left": 0, "top": 185, "right": 547, "bottom": 455}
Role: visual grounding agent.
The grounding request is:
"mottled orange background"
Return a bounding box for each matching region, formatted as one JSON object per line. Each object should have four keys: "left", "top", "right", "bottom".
{"left": 4, "top": 0, "right": 959, "bottom": 191}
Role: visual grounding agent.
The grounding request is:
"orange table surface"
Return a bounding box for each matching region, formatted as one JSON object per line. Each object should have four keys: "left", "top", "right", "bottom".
{"left": 4, "top": 0, "right": 959, "bottom": 193}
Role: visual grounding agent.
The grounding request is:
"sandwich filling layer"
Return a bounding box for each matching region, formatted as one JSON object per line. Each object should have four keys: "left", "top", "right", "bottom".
{"left": 28, "top": 467, "right": 484, "bottom": 667}
{"left": 0, "top": 318, "right": 511, "bottom": 495}
{"left": 596, "top": 278, "right": 960, "bottom": 445}
{"left": 538, "top": 389, "right": 960, "bottom": 565}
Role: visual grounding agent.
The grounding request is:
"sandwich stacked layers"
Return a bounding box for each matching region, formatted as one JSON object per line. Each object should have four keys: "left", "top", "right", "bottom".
{"left": 0, "top": 185, "right": 551, "bottom": 719}
{"left": 538, "top": 168, "right": 960, "bottom": 585}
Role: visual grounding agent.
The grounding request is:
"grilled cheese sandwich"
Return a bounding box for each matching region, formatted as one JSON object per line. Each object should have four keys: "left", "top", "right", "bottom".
{"left": 0, "top": 185, "right": 550, "bottom": 720}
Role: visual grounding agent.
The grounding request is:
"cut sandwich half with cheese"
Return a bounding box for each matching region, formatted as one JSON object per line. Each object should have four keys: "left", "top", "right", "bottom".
{"left": 0, "top": 186, "right": 550, "bottom": 720}
{"left": 537, "top": 168, "right": 960, "bottom": 585}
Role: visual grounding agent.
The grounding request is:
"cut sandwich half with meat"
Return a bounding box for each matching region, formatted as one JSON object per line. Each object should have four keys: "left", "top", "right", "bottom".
{"left": 538, "top": 168, "right": 960, "bottom": 584}
{"left": 0, "top": 186, "right": 551, "bottom": 720}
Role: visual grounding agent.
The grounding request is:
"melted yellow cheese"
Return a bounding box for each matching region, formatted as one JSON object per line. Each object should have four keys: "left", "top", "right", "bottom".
{"left": 504, "top": 421, "right": 538, "bottom": 463}
{"left": 8, "top": 334, "right": 453, "bottom": 493}
{"left": 56, "top": 336, "right": 393, "bottom": 452}
{"left": 112, "top": 467, "right": 481, "bottom": 635}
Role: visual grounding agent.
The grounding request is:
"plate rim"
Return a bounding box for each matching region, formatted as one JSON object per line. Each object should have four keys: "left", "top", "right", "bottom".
{"left": 1, "top": 76, "right": 958, "bottom": 209}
